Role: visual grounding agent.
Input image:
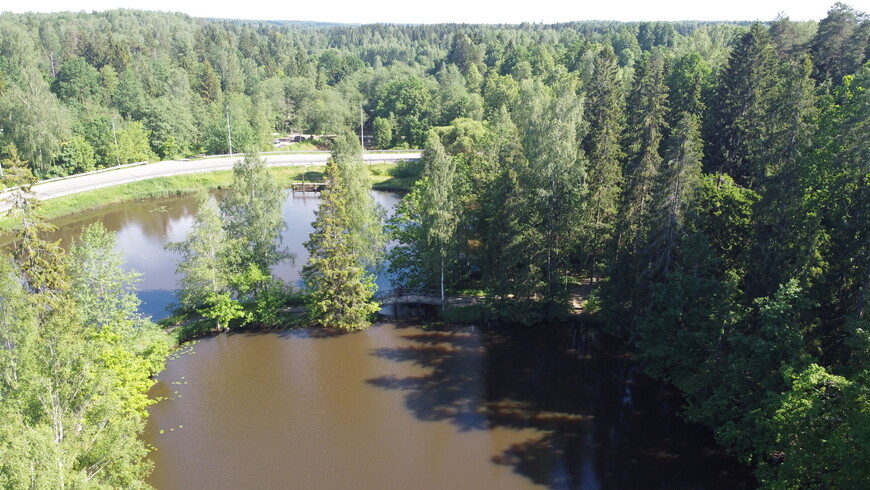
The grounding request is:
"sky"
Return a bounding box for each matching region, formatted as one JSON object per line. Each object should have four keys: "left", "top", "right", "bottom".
{"left": 3, "top": 0, "right": 870, "bottom": 24}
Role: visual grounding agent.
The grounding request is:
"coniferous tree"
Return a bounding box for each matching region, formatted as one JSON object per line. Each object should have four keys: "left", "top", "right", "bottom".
{"left": 744, "top": 56, "right": 819, "bottom": 299}
{"left": 647, "top": 112, "right": 704, "bottom": 280}
{"left": 708, "top": 23, "right": 777, "bottom": 188}
{"left": 303, "top": 155, "right": 379, "bottom": 331}
{"left": 810, "top": 2, "right": 870, "bottom": 84}
{"left": 331, "top": 131, "right": 387, "bottom": 271}
{"left": 581, "top": 45, "right": 625, "bottom": 282}
{"left": 608, "top": 49, "right": 669, "bottom": 321}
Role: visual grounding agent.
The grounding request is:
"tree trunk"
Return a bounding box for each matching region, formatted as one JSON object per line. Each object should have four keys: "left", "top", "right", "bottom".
{"left": 440, "top": 256, "right": 445, "bottom": 311}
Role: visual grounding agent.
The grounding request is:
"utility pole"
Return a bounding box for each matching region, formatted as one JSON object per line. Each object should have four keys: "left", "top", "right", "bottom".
{"left": 0, "top": 127, "right": 4, "bottom": 190}
{"left": 360, "top": 104, "right": 364, "bottom": 152}
{"left": 226, "top": 105, "right": 233, "bottom": 155}
{"left": 112, "top": 115, "right": 120, "bottom": 166}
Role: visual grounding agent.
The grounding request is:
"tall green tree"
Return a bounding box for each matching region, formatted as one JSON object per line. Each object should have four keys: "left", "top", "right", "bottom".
{"left": 477, "top": 108, "right": 541, "bottom": 322}
{"left": 0, "top": 64, "right": 72, "bottom": 177}
{"left": 607, "top": 49, "right": 669, "bottom": 321}
{"left": 744, "top": 56, "right": 819, "bottom": 299}
{"left": 0, "top": 172, "right": 167, "bottom": 487}
{"left": 51, "top": 57, "right": 101, "bottom": 104}
{"left": 810, "top": 2, "right": 870, "bottom": 84}
{"left": 303, "top": 156, "right": 379, "bottom": 331}
{"left": 707, "top": 23, "right": 777, "bottom": 188}
{"left": 167, "top": 191, "right": 234, "bottom": 312}
{"left": 581, "top": 45, "right": 625, "bottom": 281}
{"left": 220, "top": 151, "right": 290, "bottom": 278}
{"left": 420, "top": 131, "right": 458, "bottom": 307}
{"left": 512, "top": 78, "right": 587, "bottom": 317}
{"left": 331, "top": 131, "right": 387, "bottom": 271}
{"left": 647, "top": 112, "right": 704, "bottom": 280}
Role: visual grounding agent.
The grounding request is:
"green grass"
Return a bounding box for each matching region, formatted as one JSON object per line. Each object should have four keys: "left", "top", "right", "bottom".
{"left": 0, "top": 162, "right": 420, "bottom": 233}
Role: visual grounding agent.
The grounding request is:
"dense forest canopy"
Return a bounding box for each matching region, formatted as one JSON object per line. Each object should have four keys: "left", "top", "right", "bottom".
{"left": 1, "top": 3, "right": 870, "bottom": 488}
{"left": 0, "top": 8, "right": 757, "bottom": 177}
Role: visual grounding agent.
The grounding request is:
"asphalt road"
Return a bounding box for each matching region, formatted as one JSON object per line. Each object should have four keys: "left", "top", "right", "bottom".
{"left": 0, "top": 151, "right": 421, "bottom": 212}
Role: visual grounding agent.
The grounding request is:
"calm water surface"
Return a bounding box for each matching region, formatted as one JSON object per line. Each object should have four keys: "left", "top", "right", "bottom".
{"left": 1, "top": 190, "right": 400, "bottom": 318}
{"left": 13, "top": 190, "right": 754, "bottom": 488}
{"left": 143, "top": 324, "right": 754, "bottom": 489}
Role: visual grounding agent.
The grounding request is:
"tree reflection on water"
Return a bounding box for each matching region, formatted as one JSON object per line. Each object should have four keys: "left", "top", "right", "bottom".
{"left": 367, "top": 323, "right": 755, "bottom": 489}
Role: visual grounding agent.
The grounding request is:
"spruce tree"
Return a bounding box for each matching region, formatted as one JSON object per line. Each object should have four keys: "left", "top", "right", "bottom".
{"left": 331, "top": 131, "right": 387, "bottom": 271}
{"left": 744, "top": 56, "right": 819, "bottom": 299}
{"left": 607, "top": 49, "right": 669, "bottom": 322}
{"left": 708, "top": 23, "right": 777, "bottom": 188}
{"left": 581, "top": 45, "right": 625, "bottom": 282}
{"left": 303, "top": 156, "right": 379, "bottom": 331}
{"left": 647, "top": 112, "right": 704, "bottom": 280}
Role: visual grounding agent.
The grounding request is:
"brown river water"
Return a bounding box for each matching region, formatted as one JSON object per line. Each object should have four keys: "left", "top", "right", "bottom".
{"left": 5, "top": 191, "right": 755, "bottom": 489}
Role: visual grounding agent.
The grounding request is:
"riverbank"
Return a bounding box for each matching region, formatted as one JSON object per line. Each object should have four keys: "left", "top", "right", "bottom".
{"left": 0, "top": 162, "right": 416, "bottom": 233}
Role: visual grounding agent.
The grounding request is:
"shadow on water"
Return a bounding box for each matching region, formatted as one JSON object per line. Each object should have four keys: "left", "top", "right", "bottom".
{"left": 367, "top": 324, "right": 756, "bottom": 489}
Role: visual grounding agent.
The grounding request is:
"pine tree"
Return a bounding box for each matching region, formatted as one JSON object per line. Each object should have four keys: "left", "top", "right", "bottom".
{"left": 810, "top": 2, "right": 870, "bottom": 84}
{"left": 303, "top": 156, "right": 379, "bottom": 331}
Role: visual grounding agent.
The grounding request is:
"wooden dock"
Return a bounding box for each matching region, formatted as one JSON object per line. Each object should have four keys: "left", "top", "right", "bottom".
{"left": 290, "top": 182, "right": 327, "bottom": 192}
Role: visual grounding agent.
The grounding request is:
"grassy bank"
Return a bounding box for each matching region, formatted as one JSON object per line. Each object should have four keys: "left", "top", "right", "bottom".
{"left": 0, "top": 162, "right": 419, "bottom": 233}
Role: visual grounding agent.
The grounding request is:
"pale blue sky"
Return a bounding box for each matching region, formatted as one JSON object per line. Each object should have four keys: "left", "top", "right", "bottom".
{"left": 3, "top": 0, "right": 868, "bottom": 24}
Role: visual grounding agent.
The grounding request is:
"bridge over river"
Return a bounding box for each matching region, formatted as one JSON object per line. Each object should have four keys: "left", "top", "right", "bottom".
{"left": 374, "top": 287, "right": 482, "bottom": 307}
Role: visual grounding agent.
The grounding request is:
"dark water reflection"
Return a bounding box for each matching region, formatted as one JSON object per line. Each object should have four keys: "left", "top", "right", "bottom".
{"left": 375, "top": 324, "right": 755, "bottom": 489}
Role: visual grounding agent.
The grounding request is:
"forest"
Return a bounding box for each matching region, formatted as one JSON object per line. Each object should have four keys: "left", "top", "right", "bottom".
{"left": 0, "top": 3, "right": 869, "bottom": 488}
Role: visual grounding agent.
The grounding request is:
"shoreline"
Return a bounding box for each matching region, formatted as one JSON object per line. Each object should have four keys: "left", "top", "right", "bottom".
{"left": 0, "top": 163, "right": 413, "bottom": 234}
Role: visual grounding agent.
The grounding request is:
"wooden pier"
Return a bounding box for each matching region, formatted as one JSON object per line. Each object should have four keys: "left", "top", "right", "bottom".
{"left": 290, "top": 182, "right": 327, "bottom": 192}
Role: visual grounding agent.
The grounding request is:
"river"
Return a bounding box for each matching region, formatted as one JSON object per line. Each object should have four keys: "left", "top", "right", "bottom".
{"left": 13, "top": 190, "right": 754, "bottom": 488}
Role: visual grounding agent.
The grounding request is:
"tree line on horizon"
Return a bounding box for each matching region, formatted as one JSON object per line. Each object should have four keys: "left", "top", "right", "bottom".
{"left": 0, "top": 6, "right": 773, "bottom": 179}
